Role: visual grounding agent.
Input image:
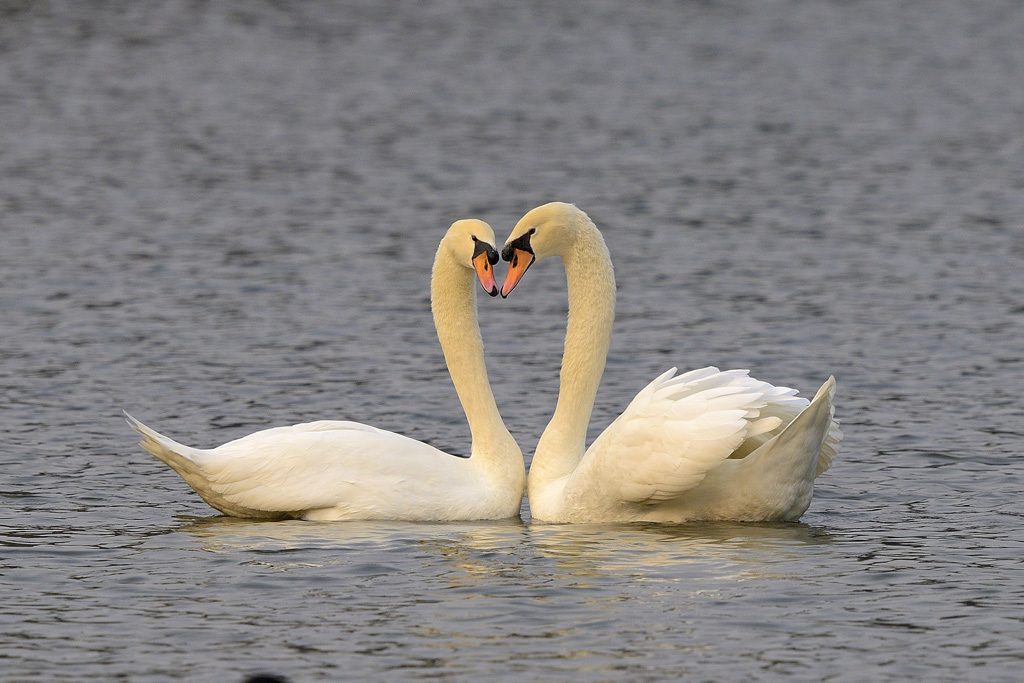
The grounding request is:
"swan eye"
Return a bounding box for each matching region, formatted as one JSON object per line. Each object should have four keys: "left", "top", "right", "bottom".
{"left": 529, "top": 228, "right": 536, "bottom": 235}
{"left": 471, "top": 236, "right": 496, "bottom": 264}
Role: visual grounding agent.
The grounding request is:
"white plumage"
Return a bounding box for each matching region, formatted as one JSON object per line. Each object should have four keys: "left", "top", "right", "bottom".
{"left": 127, "top": 220, "right": 525, "bottom": 521}
{"left": 500, "top": 203, "right": 841, "bottom": 523}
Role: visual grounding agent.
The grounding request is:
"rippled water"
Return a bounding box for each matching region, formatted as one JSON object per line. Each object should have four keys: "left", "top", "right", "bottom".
{"left": 3, "top": 1, "right": 1024, "bottom": 680}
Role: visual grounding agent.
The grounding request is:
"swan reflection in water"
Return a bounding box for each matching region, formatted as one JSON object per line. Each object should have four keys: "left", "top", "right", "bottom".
{"left": 169, "top": 516, "right": 837, "bottom": 679}
{"left": 525, "top": 521, "right": 834, "bottom": 584}
{"left": 176, "top": 515, "right": 833, "bottom": 585}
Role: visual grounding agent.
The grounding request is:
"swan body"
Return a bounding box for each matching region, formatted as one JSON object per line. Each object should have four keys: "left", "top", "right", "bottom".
{"left": 500, "top": 202, "right": 841, "bottom": 523}
{"left": 127, "top": 220, "right": 525, "bottom": 521}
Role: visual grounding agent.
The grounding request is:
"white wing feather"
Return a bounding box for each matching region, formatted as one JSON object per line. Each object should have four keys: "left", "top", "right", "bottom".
{"left": 565, "top": 366, "right": 838, "bottom": 505}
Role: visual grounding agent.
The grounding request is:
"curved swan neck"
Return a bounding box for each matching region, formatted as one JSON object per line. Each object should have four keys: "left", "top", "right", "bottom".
{"left": 534, "top": 214, "right": 616, "bottom": 482}
{"left": 431, "top": 247, "right": 513, "bottom": 458}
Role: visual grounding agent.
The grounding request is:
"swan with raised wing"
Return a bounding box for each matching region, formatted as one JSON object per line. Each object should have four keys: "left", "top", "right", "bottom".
{"left": 500, "top": 202, "right": 841, "bottom": 523}
{"left": 126, "top": 220, "right": 525, "bottom": 521}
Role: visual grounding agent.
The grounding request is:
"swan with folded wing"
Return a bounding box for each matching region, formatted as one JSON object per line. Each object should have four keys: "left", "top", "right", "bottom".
{"left": 499, "top": 202, "right": 841, "bottom": 523}
{"left": 127, "top": 220, "right": 525, "bottom": 521}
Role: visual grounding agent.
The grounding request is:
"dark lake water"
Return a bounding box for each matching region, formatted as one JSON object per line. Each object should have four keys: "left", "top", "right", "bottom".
{"left": 3, "top": 1, "right": 1024, "bottom": 680}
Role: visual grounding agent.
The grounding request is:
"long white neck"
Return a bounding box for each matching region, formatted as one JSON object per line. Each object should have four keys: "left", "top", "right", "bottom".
{"left": 430, "top": 248, "right": 516, "bottom": 462}
{"left": 531, "top": 217, "right": 616, "bottom": 485}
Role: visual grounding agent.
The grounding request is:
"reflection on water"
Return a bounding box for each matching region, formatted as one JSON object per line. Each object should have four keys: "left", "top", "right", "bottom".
{"left": 526, "top": 522, "right": 834, "bottom": 580}
{"left": 166, "top": 515, "right": 852, "bottom": 679}
{"left": 180, "top": 514, "right": 835, "bottom": 586}
{"left": 179, "top": 516, "right": 527, "bottom": 558}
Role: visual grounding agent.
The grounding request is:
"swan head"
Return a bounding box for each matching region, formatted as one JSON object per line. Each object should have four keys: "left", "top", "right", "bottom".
{"left": 500, "top": 202, "right": 585, "bottom": 297}
{"left": 443, "top": 219, "right": 500, "bottom": 297}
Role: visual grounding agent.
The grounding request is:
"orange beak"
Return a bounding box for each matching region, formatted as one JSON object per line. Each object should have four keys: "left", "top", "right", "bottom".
{"left": 500, "top": 248, "right": 535, "bottom": 298}
{"left": 473, "top": 252, "right": 499, "bottom": 297}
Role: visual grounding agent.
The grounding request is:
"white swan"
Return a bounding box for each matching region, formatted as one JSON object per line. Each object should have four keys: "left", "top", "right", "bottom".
{"left": 126, "top": 220, "right": 525, "bottom": 521}
{"left": 499, "top": 202, "right": 841, "bottom": 523}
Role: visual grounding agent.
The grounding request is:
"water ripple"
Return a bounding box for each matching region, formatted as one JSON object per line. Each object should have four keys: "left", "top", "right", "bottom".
{"left": 3, "top": 1, "right": 1024, "bottom": 680}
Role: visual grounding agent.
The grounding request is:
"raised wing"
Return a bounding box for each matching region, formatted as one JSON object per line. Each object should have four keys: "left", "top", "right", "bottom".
{"left": 566, "top": 367, "right": 811, "bottom": 505}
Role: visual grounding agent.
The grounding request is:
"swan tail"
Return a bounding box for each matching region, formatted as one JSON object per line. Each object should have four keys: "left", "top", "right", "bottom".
{"left": 123, "top": 411, "right": 229, "bottom": 506}
{"left": 123, "top": 411, "right": 292, "bottom": 519}
{"left": 737, "top": 377, "right": 836, "bottom": 520}
{"left": 814, "top": 377, "right": 842, "bottom": 477}
{"left": 770, "top": 376, "right": 835, "bottom": 475}
{"left": 124, "top": 411, "right": 205, "bottom": 470}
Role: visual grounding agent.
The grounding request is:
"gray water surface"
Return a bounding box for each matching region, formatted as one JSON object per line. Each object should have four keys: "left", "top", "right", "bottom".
{"left": 2, "top": 1, "right": 1024, "bottom": 681}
